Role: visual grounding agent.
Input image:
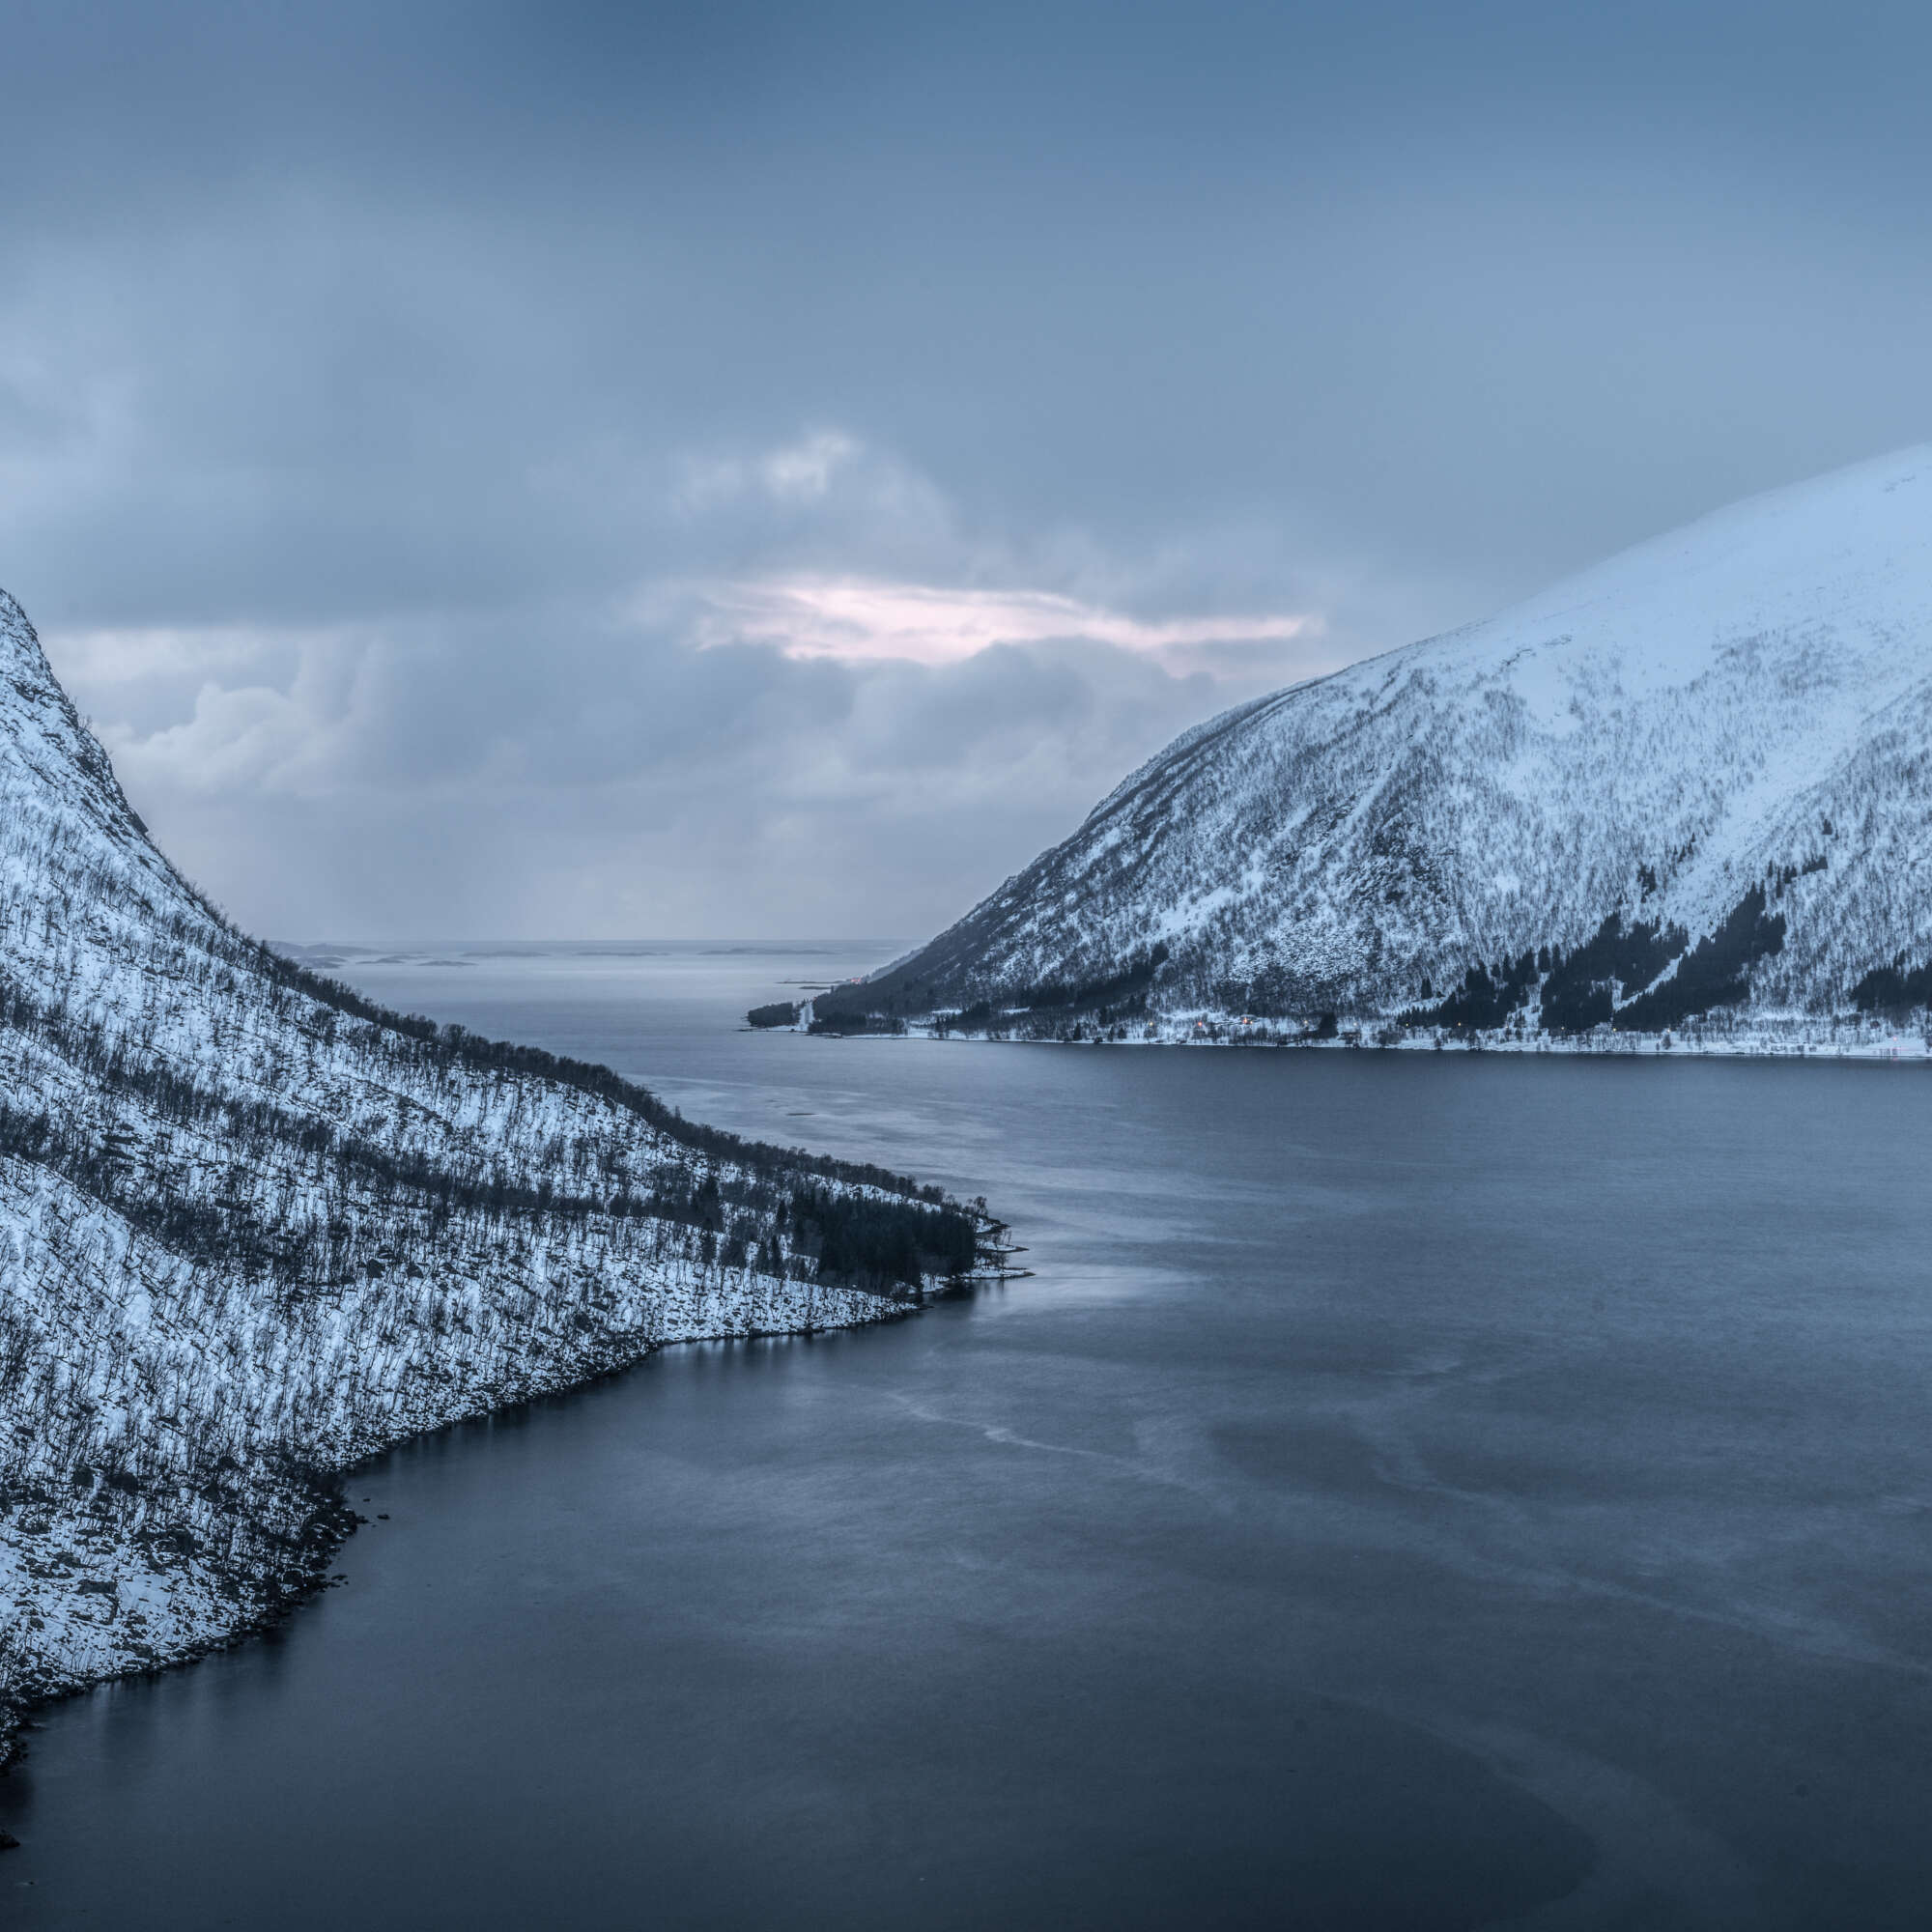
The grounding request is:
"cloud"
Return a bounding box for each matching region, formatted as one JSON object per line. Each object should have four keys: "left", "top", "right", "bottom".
{"left": 6, "top": 2, "right": 1932, "bottom": 945}
{"left": 674, "top": 431, "right": 864, "bottom": 515}
{"left": 50, "top": 578, "right": 1322, "bottom": 940}
{"left": 693, "top": 576, "right": 1319, "bottom": 669}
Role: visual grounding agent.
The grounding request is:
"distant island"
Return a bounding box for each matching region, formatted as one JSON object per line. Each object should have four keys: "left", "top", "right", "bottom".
{"left": 796, "top": 448, "right": 1932, "bottom": 1059}
{"left": 0, "top": 588, "right": 995, "bottom": 1770}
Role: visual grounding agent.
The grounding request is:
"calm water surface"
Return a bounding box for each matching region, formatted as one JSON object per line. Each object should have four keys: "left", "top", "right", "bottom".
{"left": 7, "top": 942, "right": 1932, "bottom": 1928}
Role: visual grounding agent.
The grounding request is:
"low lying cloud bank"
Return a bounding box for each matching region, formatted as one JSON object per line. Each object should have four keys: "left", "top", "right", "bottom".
{"left": 49, "top": 549, "right": 1346, "bottom": 940}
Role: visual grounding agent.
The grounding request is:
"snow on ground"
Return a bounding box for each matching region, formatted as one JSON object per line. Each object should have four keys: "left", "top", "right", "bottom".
{"left": 0, "top": 587, "right": 972, "bottom": 1763}
{"left": 829, "top": 447, "right": 1932, "bottom": 1036}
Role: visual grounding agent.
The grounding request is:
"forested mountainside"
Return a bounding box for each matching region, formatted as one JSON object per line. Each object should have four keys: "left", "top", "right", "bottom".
{"left": 0, "top": 587, "right": 983, "bottom": 1760}
{"left": 817, "top": 447, "right": 1932, "bottom": 1049}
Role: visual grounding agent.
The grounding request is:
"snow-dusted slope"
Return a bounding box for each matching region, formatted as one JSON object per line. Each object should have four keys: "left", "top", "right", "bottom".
{"left": 0, "top": 587, "right": 982, "bottom": 1756}
{"left": 824, "top": 447, "right": 1932, "bottom": 1041}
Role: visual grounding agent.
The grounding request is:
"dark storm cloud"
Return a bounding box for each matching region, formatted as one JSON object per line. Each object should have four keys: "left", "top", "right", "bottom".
{"left": 3, "top": 1, "right": 1930, "bottom": 935}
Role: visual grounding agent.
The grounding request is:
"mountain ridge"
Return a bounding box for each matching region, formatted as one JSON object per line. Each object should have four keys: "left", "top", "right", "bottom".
{"left": 0, "top": 587, "right": 985, "bottom": 1764}
{"left": 816, "top": 446, "right": 1932, "bottom": 1045}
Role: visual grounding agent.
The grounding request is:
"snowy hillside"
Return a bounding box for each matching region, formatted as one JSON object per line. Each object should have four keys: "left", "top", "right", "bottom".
{"left": 818, "top": 447, "right": 1932, "bottom": 1046}
{"left": 0, "top": 587, "right": 984, "bottom": 1758}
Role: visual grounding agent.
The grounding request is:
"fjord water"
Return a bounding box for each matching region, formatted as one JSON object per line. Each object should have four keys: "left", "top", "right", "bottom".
{"left": 8, "top": 947, "right": 1932, "bottom": 1929}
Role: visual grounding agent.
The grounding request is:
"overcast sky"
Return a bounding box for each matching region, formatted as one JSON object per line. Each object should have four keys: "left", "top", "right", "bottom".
{"left": 4, "top": 1, "right": 1929, "bottom": 940}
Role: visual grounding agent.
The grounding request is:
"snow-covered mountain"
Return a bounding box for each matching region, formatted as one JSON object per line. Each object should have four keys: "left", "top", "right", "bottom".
{"left": 819, "top": 447, "right": 1932, "bottom": 1045}
{"left": 0, "top": 587, "right": 982, "bottom": 1756}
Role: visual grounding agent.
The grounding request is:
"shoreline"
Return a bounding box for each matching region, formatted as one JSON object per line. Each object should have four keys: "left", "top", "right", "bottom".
{"left": 789, "top": 1018, "right": 1929, "bottom": 1062}
{"left": 0, "top": 1258, "right": 1009, "bottom": 1790}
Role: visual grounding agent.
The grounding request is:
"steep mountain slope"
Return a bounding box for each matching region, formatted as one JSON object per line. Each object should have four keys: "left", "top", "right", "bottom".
{"left": 820, "top": 447, "right": 1932, "bottom": 1043}
{"left": 0, "top": 587, "right": 982, "bottom": 1756}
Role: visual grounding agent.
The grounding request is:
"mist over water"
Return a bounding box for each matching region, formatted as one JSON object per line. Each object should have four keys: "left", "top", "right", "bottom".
{"left": 7, "top": 944, "right": 1932, "bottom": 1928}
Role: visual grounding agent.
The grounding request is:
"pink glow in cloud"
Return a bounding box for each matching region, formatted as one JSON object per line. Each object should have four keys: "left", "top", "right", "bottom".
{"left": 701, "top": 577, "right": 1317, "bottom": 668}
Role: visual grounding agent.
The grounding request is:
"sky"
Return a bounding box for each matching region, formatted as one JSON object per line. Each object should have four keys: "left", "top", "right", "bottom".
{"left": 3, "top": 0, "right": 1929, "bottom": 941}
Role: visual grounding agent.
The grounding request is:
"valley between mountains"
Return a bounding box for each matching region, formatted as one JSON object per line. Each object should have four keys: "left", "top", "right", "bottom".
{"left": 10, "top": 443, "right": 1932, "bottom": 1783}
